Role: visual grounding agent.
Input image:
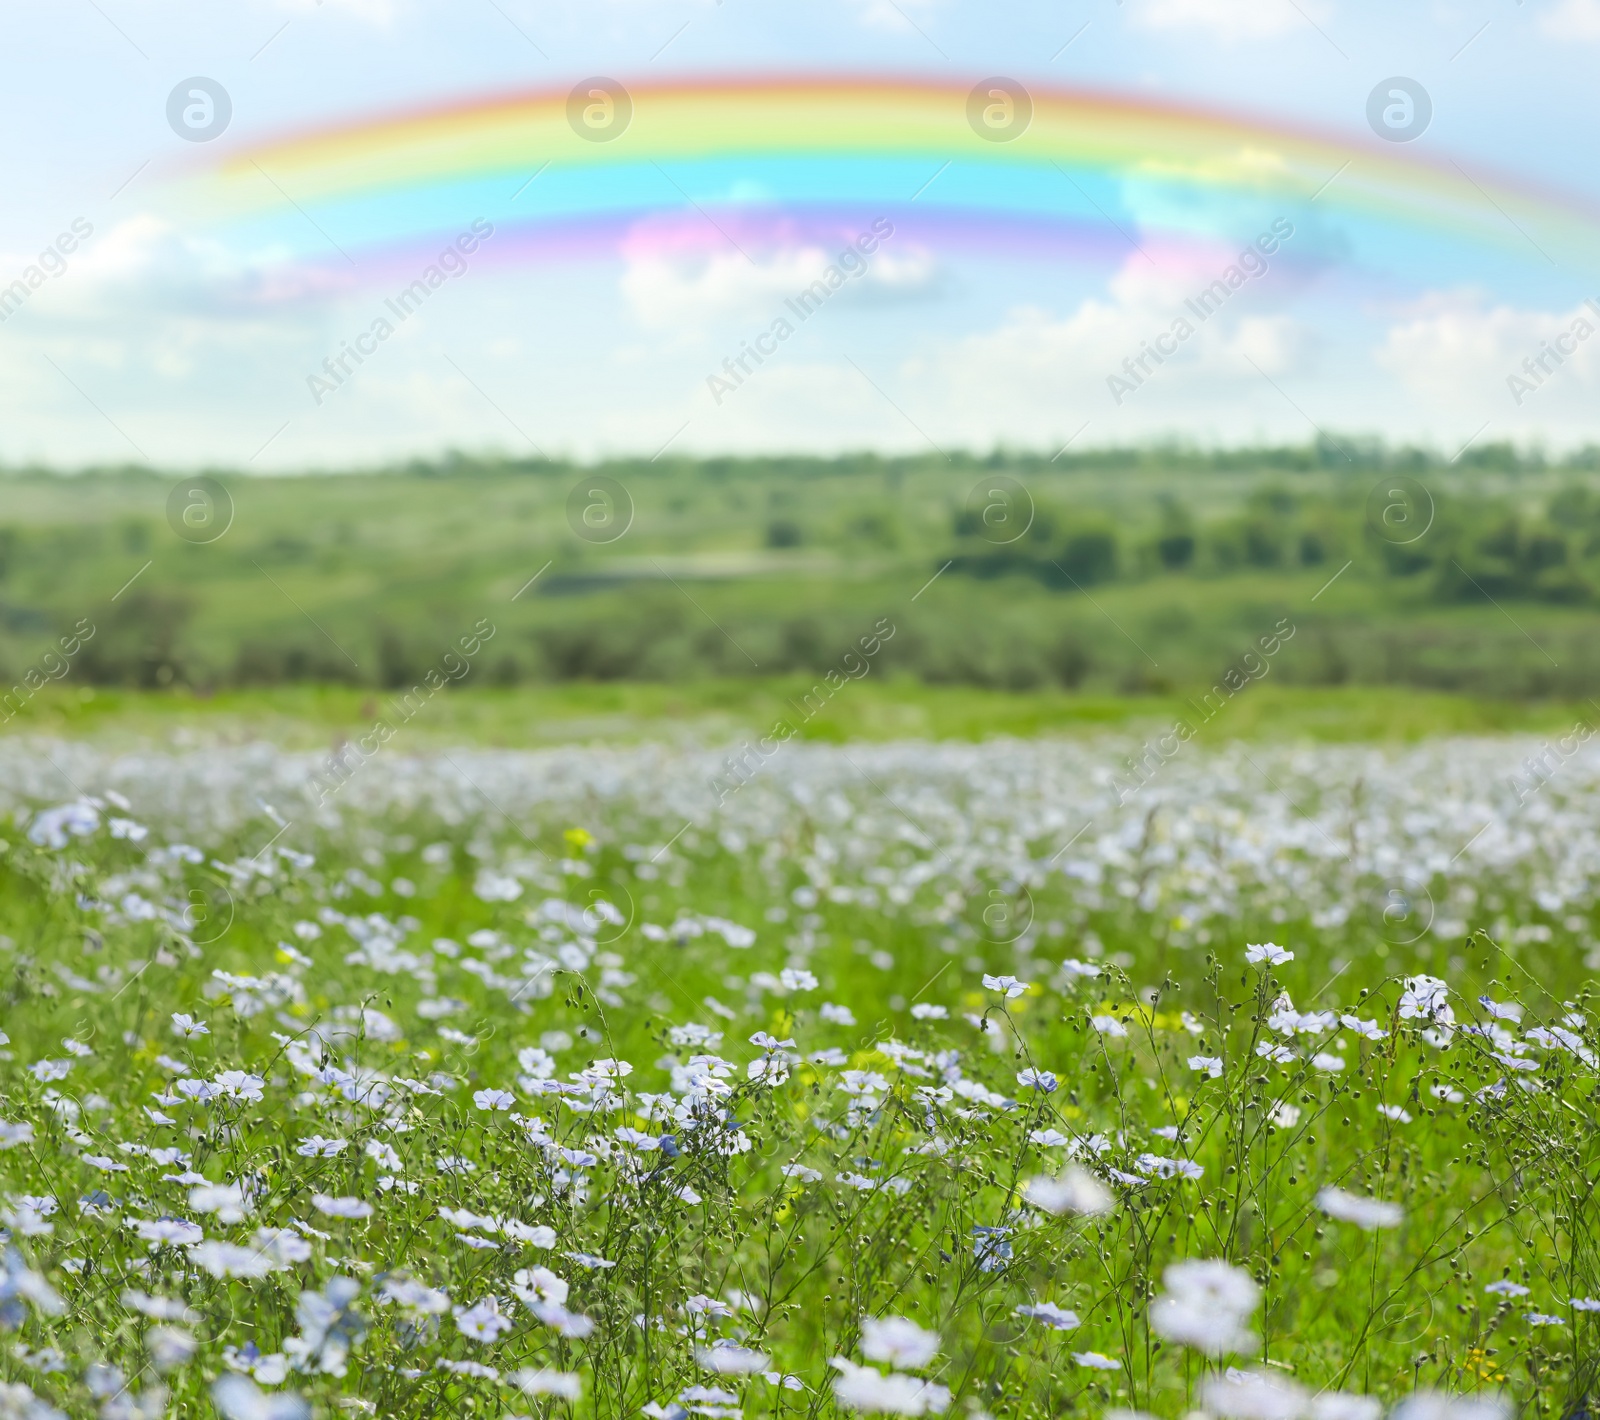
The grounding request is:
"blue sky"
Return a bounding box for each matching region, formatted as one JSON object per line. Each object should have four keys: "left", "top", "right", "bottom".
{"left": 2, "top": 0, "right": 1599, "bottom": 469}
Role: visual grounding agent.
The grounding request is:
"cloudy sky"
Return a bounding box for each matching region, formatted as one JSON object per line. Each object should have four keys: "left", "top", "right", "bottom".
{"left": 2, "top": 0, "right": 1599, "bottom": 469}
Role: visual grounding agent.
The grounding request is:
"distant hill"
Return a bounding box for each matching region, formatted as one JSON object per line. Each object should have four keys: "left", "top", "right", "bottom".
{"left": 4, "top": 440, "right": 1600, "bottom": 700}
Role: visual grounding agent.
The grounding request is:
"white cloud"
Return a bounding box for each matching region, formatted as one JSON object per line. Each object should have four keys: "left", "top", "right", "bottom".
{"left": 1540, "top": 0, "right": 1600, "bottom": 39}
{"left": 0, "top": 217, "right": 322, "bottom": 397}
{"left": 14, "top": 215, "right": 315, "bottom": 327}
{"left": 10, "top": 223, "right": 1599, "bottom": 471}
{"left": 689, "top": 359, "right": 913, "bottom": 453}
{"left": 846, "top": 0, "right": 943, "bottom": 34}
{"left": 1375, "top": 291, "right": 1600, "bottom": 414}
{"left": 620, "top": 244, "right": 937, "bottom": 331}
{"left": 1131, "top": 0, "right": 1331, "bottom": 40}
{"left": 1219, "top": 314, "right": 1306, "bottom": 375}
{"left": 623, "top": 250, "right": 827, "bottom": 330}
{"left": 895, "top": 251, "right": 1317, "bottom": 449}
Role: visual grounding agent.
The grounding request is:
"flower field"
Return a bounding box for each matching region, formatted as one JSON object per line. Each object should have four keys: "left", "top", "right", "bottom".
{"left": 1, "top": 732, "right": 1598, "bottom": 1420}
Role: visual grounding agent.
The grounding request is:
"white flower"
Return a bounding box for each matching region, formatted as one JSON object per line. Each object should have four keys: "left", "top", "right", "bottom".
{"left": 295, "top": 1135, "right": 347, "bottom": 1158}
{"left": 3, "top": 1197, "right": 56, "bottom": 1240}
{"left": 1016, "top": 1068, "right": 1056, "bottom": 1092}
{"left": 208, "top": 1068, "right": 263, "bottom": 1100}
{"left": 1245, "top": 943, "right": 1292, "bottom": 965}
{"left": 1309, "top": 1394, "right": 1382, "bottom": 1420}
{"left": 1188, "top": 1055, "right": 1222, "bottom": 1078}
{"left": 26, "top": 798, "right": 99, "bottom": 848}
{"left": 311, "top": 1194, "right": 372, "bottom": 1220}
{"left": 473, "top": 1088, "right": 515, "bottom": 1111}
{"left": 1203, "top": 1369, "right": 1307, "bottom": 1420}
{"left": 1377, "top": 1105, "right": 1412, "bottom": 1123}
{"left": 454, "top": 1296, "right": 514, "bottom": 1342}
{"left": 779, "top": 968, "right": 818, "bottom": 992}
{"left": 830, "top": 1359, "right": 950, "bottom": 1415}
{"left": 510, "top": 1266, "right": 568, "bottom": 1307}
{"left": 510, "top": 1369, "right": 582, "bottom": 1399}
{"left": 1340, "top": 1015, "right": 1388, "bottom": 1040}
{"left": 1014, "top": 1302, "right": 1078, "bottom": 1329}
{"left": 526, "top": 1299, "right": 594, "bottom": 1338}
{"left": 838, "top": 1070, "right": 889, "bottom": 1097}
{"left": 170, "top": 1014, "right": 209, "bottom": 1039}
{"left": 437, "top": 1359, "right": 498, "bottom": 1379}
{"left": 0, "top": 1121, "right": 34, "bottom": 1150}
{"left": 1390, "top": 1393, "right": 1510, "bottom": 1420}
{"left": 748, "top": 1056, "right": 791, "bottom": 1086}
{"left": 122, "top": 1291, "right": 198, "bottom": 1322}
{"left": 516, "top": 1046, "right": 556, "bottom": 1080}
{"left": 696, "top": 1344, "right": 771, "bottom": 1375}
{"left": 473, "top": 870, "right": 522, "bottom": 903}
{"left": 1266, "top": 995, "right": 1337, "bottom": 1036}
{"left": 860, "top": 1316, "right": 939, "bottom": 1369}
{"left": 189, "top": 1183, "right": 251, "bottom": 1224}
{"left": 1023, "top": 1167, "right": 1114, "bottom": 1217}
{"left": 982, "top": 974, "right": 1029, "bottom": 999}
{"left": 147, "top": 1324, "right": 198, "bottom": 1372}
{"left": 213, "top": 1071, "right": 266, "bottom": 1103}
{"left": 1478, "top": 997, "right": 1522, "bottom": 1022}
{"left": 820, "top": 1003, "right": 856, "bottom": 1025}
{"left": 380, "top": 1277, "right": 451, "bottom": 1313}
{"left": 749, "top": 1031, "right": 795, "bottom": 1051}
{"left": 212, "top": 1375, "right": 310, "bottom": 1420}
{"left": 910, "top": 1004, "right": 948, "bottom": 1020}
{"left": 364, "top": 1139, "right": 403, "bottom": 1171}
{"left": 1136, "top": 1154, "right": 1203, "bottom": 1181}
{"left": 1525, "top": 1025, "right": 1596, "bottom": 1065}
{"left": 1071, "top": 1352, "right": 1119, "bottom": 1370}
{"left": 1484, "top": 1279, "right": 1529, "bottom": 1297}
{"left": 1311, "top": 1052, "right": 1345, "bottom": 1072}
{"left": 1316, "top": 1188, "right": 1403, "bottom": 1230}
{"left": 81, "top": 1154, "right": 130, "bottom": 1173}
{"left": 189, "top": 1242, "right": 277, "bottom": 1280}
{"left": 1149, "top": 1259, "right": 1258, "bottom": 1356}
{"left": 253, "top": 1228, "right": 313, "bottom": 1266}
{"left": 134, "top": 1219, "right": 203, "bottom": 1247}
{"left": 1091, "top": 1015, "right": 1127, "bottom": 1037}
{"left": 1398, "top": 975, "right": 1452, "bottom": 1024}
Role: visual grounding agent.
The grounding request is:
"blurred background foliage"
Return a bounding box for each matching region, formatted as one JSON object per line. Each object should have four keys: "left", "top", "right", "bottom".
{"left": 7, "top": 436, "right": 1600, "bottom": 702}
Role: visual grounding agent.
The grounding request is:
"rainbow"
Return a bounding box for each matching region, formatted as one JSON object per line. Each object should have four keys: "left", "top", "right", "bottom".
{"left": 174, "top": 77, "right": 1600, "bottom": 291}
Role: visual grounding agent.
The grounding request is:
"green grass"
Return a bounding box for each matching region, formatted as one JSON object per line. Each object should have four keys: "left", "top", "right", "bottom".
{"left": 5, "top": 450, "right": 1600, "bottom": 698}
{"left": 2, "top": 680, "right": 1595, "bottom": 749}
{"left": 0, "top": 771, "right": 1595, "bottom": 1418}
{"left": 3, "top": 448, "right": 1600, "bottom": 1415}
